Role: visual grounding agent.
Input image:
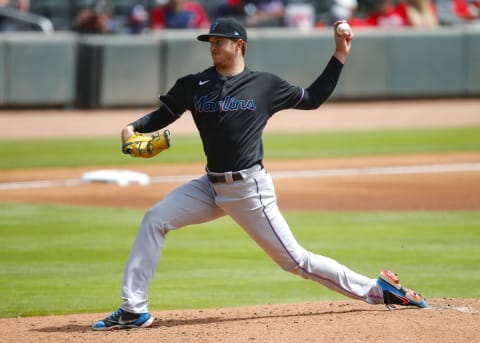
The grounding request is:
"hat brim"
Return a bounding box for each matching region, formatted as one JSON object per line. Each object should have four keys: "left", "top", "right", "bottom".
{"left": 197, "top": 34, "right": 242, "bottom": 42}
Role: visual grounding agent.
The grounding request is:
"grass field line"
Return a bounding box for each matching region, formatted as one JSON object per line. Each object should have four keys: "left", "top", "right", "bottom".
{"left": 1, "top": 162, "right": 480, "bottom": 190}
{"left": 269, "top": 162, "right": 480, "bottom": 179}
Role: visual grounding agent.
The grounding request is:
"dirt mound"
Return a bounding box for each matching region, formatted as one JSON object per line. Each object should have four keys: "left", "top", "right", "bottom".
{"left": 2, "top": 298, "right": 479, "bottom": 342}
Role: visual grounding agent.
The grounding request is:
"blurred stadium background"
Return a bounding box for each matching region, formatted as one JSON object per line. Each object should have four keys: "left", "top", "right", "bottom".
{"left": 0, "top": 0, "right": 479, "bottom": 109}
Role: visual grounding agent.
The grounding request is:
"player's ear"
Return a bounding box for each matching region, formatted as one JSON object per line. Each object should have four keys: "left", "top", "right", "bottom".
{"left": 237, "top": 39, "right": 247, "bottom": 56}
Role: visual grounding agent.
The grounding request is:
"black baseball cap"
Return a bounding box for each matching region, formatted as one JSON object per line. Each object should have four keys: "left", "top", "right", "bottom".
{"left": 197, "top": 18, "right": 247, "bottom": 42}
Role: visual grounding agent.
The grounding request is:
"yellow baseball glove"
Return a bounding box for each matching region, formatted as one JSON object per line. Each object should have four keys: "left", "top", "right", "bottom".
{"left": 122, "top": 130, "right": 171, "bottom": 158}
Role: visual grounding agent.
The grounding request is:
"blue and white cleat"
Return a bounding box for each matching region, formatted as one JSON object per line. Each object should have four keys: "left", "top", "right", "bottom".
{"left": 378, "top": 269, "right": 428, "bottom": 309}
{"left": 92, "top": 308, "right": 154, "bottom": 330}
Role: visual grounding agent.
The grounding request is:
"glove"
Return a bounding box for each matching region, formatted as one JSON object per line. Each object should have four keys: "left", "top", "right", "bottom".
{"left": 122, "top": 130, "right": 171, "bottom": 158}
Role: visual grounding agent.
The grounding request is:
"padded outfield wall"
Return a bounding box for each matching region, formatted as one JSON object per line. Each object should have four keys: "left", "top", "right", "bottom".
{"left": 0, "top": 27, "right": 479, "bottom": 108}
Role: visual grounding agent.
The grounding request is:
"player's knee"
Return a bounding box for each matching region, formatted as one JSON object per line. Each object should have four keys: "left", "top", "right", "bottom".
{"left": 278, "top": 262, "right": 309, "bottom": 279}
{"left": 276, "top": 251, "right": 311, "bottom": 279}
{"left": 142, "top": 208, "right": 170, "bottom": 237}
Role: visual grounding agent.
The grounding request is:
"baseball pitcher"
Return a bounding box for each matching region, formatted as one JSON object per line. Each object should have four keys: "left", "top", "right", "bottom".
{"left": 93, "top": 18, "right": 427, "bottom": 331}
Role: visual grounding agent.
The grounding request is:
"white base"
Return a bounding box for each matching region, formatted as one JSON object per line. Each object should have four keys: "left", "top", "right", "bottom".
{"left": 81, "top": 169, "right": 150, "bottom": 187}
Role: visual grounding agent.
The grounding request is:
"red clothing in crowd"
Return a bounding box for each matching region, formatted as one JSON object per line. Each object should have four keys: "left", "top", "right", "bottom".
{"left": 453, "top": 0, "right": 480, "bottom": 20}
{"left": 151, "top": 1, "right": 210, "bottom": 30}
{"left": 352, "top": 0, "right": 439, "bottom": 27}
{"left": 363, "top": 5, "right": 407, "bottom": 26}
{"left": 395, "top": 1, "right": 438, "bottom": 26}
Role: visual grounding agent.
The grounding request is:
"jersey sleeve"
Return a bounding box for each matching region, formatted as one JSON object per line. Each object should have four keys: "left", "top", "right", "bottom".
{"left": 268, "top": 74, "right": 304, "bottom": 115}
{"left": 130, "top": 75, "right": 194, "bottom": 133}
{"left": 159, "top": 75, "right": 194, "bottom": 115}
{"left": 295, "top": 56, "right": 343, "bottom": 110}
{"left": 129, "top": 106, "right": 178, "bottom": 133}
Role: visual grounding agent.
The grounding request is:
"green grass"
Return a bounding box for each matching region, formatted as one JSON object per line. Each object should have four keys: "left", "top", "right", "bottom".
{"left": 1, "top": 126, "right": 479, "bottom": 169}
{"left": 1, "top": 126, "right": 479, "bottom": 317}
{"left": 264, "top": 126, "right": 480, "bottom": 159}
{"left": 1, "top": 203, "right": 479, "bottom": 318}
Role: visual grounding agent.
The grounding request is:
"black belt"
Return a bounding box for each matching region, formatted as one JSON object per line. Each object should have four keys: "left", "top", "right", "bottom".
{"left": 207, "top": 172, "right": 243, "bottom": 183}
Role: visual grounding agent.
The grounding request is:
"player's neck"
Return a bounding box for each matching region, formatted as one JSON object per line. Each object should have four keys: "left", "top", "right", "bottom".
{"left": 215, "top": 58, "right": 245, "bottom": 77}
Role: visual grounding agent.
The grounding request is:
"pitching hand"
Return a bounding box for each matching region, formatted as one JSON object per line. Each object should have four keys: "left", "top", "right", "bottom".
{"left": 333, "top": 20, "right": 353, "bottom": 64}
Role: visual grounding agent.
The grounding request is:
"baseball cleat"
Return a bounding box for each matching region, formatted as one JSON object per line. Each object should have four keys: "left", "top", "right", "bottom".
{"left": 92, "top": 308, "right": 154, "bottom": 330}
{"left": 378, "top": 269, "right": 428, "bottom": 309}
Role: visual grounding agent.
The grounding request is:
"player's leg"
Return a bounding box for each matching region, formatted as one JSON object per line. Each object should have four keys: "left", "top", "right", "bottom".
{"left": 93, "top": 176, "right": 225, "bottom": 330}
{"left": 215, "top": 169, "right": 383, "bottom": 304}
{"left": 121, "top": 175, "right": 224, "bottom": 313}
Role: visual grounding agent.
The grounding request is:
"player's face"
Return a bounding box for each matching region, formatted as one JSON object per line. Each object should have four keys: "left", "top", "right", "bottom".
{"left": 209, "top": 37, "right": 241, "bottom": 67}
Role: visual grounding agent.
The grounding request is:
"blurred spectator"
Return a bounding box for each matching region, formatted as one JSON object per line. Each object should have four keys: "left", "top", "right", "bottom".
{"left": 212, "top": 0, "right": 288, "bottom": 27}
{"left": 396, "top": 0, "right": 439, "bottom": 27}
{"left": 0, "top": 0, "right": 34, "bottom": 31}
{"left": 0, "top": 0, "right": 10, "bottom": 30}
{"left": 127, "top": 3, "right": 150, "bottom": 33}
{"left": 16, "top": 0, "right": 28, "bottom": 12}
{"left": 0, "top": 0, "right": 30, "bottom": 11}
{"left": 212, "top": 0, "right": 247, "bottom": 23}
{"left": 243, "top": 0, "right": 287, "bottom": 27}
{"left": 436, "top": 0, "right": 479, "bottom": 24}
{"left": 329, "top": 0, "right": 359, "bottom": 24}
{"left": 436, "top": 0, "right": 461, "bottom": 23}
{"left": 456, "top": 0, "right": 480, "bottom": 21}
{"left": 75, "top": 0, "right": 116, "bottom": 33}
{"left": 151, "top": 0, "right": 210, "bottom": 30}
{"left": 284, "top": 2, "right": 316, "bottom": 29}
{"left": 360, "top": 0, "right": 408, "bottom": 26}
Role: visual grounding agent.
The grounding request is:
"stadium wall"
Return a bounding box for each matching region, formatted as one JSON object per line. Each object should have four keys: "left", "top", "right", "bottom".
{"left": 0, "top": 27, "right": 479, "bottom": 108}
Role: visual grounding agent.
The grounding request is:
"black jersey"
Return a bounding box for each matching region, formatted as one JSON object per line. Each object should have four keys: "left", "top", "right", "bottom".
{"left": 131, "top": 56, "right": 343, "bottom": 172}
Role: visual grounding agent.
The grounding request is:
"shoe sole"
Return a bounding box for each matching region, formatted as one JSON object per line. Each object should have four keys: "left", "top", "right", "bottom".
{"left": 378, "top": 278, "right": 428, "bottom": 308}
{"left": 379, "top": 270, "right": 402, "bottom": 290}
{"left": 92, "top": 315, "right": 154, "bottom": 331}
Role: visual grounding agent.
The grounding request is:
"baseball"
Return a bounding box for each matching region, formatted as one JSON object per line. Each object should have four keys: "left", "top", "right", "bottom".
{"left": 336, "top": 22, "right": 351, "bottom": 36}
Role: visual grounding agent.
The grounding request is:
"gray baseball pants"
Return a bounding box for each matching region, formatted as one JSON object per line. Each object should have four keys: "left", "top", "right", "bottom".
{"left": 121, "top": 164, "right": 383, "bottom": 313}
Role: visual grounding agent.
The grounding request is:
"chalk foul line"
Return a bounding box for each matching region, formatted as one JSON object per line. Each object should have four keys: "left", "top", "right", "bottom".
{"left": 1, "top": 163, "right": 479, "bottom": 190}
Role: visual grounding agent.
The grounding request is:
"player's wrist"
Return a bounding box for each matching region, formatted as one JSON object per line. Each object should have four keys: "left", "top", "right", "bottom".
{"left": 333, "top": 51, "right": 348, "bottom": 64}
{"left": 121, "top": 125, "right": 135, "bottom": 143}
